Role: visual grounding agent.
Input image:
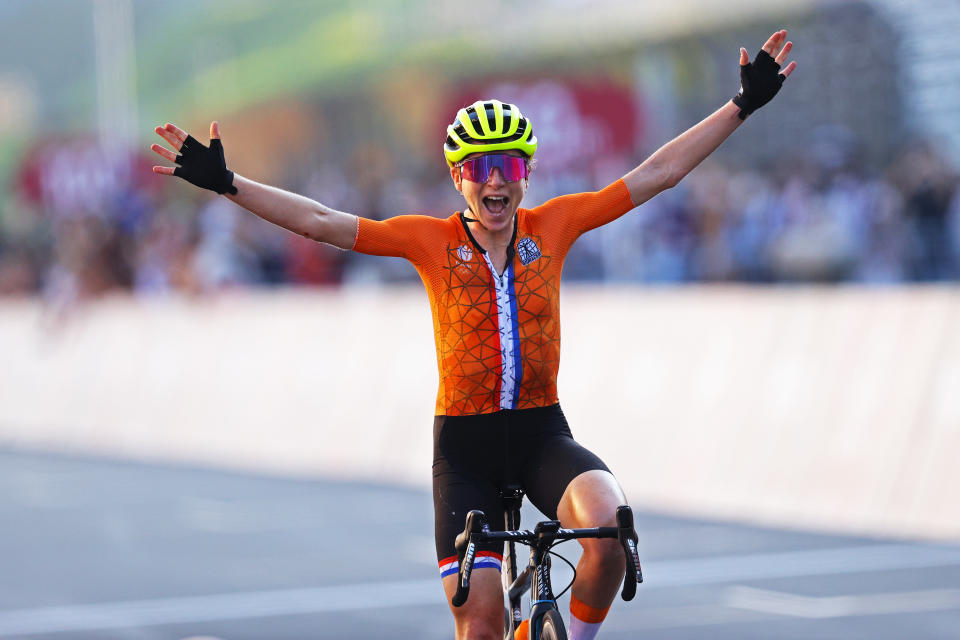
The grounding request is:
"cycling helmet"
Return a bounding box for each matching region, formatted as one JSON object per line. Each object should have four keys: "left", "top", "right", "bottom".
{"left": 443, "top": 99, "right": 538, "bottom": 166}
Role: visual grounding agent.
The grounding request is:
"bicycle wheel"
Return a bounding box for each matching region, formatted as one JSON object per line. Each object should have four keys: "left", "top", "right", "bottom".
{"left": 537, "top": 609, "right": 567, "bottom": 640}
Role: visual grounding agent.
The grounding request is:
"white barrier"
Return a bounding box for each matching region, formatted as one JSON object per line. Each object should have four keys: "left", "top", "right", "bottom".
{"left": 1, "top": 286, "right": 958, "bottom": 541}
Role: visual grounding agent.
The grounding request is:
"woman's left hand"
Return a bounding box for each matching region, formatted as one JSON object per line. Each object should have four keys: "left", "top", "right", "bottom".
{"left": 733, "top": 29, "right": 797, "bottom": 119}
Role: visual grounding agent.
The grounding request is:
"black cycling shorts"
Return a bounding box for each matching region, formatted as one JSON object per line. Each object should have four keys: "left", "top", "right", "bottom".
{"left": 433, "top": 403, "right": 610, "bottom": 573}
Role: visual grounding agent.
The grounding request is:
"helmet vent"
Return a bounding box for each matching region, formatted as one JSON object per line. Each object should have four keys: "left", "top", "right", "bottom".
{"left": 465, "top": 107, "right": 482, "bottom": 132}
{"left": 483, "top": 102, "right": 496, "bottom": 130}
{"left": 502, "top": 110, "right": 514, "bottom": 134}
{"left": 502, "top": 119, "right": 527, "bottom": 142}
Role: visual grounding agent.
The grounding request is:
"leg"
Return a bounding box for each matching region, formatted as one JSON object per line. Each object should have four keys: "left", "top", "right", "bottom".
{"left": 433, "top": 411, "right": 510, "bottom": 640}
{"left": 556, "top": 469, "right": 627, "bottom": 611}
{"left": 434, "top": 476, "right": 508, "bottom": 640}
{"left": 518, "top": 407, "right": 627, "bottom": 639}
{"left": 442, "top": 569, "right": 505, "bottom": 640}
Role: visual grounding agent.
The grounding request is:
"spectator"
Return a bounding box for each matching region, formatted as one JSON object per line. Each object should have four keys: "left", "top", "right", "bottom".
{"left": 2, "top": 135, "right": 959, "bottom": 298}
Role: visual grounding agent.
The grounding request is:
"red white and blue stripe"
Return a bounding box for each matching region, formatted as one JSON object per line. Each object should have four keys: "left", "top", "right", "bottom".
{"left": 439, "top": 551, "right": 503, "bottom": 578}
{"left": 483, "top": 255, "right": 523, "bottom": 410}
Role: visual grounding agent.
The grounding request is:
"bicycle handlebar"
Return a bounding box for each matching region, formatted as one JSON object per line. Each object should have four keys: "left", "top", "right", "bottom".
{"left": 616, "top": 505, "right": 643, "bottom": 600}
{"left": 452, "top": 510, "right": 486, "bottom": 607}
{"left": 451, "top": 506, "right": 643, "bottom": 607}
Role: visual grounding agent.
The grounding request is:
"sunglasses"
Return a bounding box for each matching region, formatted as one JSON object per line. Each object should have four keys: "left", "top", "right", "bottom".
{"left": 456, "top": 154, "right": 530, "bottom": 183}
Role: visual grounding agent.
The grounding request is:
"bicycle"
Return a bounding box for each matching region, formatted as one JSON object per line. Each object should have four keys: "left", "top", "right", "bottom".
{"left": 452, "top": 485, "right": 643, "bottom": 640}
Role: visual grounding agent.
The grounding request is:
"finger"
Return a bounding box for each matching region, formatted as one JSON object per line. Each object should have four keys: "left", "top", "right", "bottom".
{"left": 152, "top": 166, "right": 175, "bottom": 176}
{"left": 150, "top": 143, "right": 177, "bottom": 162}
{"left": 210, "top": 121, "right": 220, "bottom": 140}
{"left": 780, "top": 61, "right": 797, "bottom": 79}
{"left": 762, "top": 29, "right": 786, "bottom": 56}
{"left": 775, "top": 41, "right": 793, "bottom": 66}
{"left": 154, "top": 125, "right": 183, "bottom": 150}
{"left": 163, "top": 123, "right": 189, "bottom": 143}
{"left": 739, "top": 47, "right": 748, "bottom": 65}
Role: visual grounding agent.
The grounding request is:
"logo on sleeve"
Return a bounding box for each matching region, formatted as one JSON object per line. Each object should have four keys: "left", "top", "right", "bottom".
{"left": 516, "top": 237, "right": 542, "bottom": 265}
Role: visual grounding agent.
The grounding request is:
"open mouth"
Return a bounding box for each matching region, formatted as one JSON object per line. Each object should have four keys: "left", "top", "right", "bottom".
{"left": 483, "top": 196, "right": 509, "bottom": 214}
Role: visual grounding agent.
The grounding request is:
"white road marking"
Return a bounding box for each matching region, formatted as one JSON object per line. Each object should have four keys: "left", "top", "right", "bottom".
{"left": 603, "top": 603, "right": 776, "bottom": 631}
{"left": 644, "top": 543, "right": 960, "bottom": 587}
{"left": 725, "top": 586, "right": 960, "bottom": 618}
{"left": 0, "top": 580, "right": 444, "bottom": 637}
{"left": 0, "top": 543, "right": 958, "bottom": 636}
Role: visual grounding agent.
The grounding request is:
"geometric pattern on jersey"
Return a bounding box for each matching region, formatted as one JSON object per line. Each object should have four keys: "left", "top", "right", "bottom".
{"left": 507, "top": 231, "right": 560, "bottom": 408}
{"left": 352, "top": 179, "right": 635, "bottom": 416}
{"left": 438, "top": 242, "right": 508, "bottom": 414}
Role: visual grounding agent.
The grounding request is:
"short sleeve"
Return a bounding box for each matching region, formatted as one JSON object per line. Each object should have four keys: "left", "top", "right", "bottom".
{"left": 352, "top": 215, "right": 444, "bottom": 266}
{"left": 526, "top": 179, "right": 636, "bottom": 254}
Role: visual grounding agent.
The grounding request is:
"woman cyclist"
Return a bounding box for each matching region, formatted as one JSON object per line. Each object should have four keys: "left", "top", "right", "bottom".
{"left": 152, "top": 30, "right": 795, "bottom": 640}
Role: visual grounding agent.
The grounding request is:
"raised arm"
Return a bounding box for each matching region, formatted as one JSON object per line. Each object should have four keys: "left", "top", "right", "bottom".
{"left": 623, "top": 29, "right": 797, "bottom": 206}
{"left": 151, "top": 121, "right": 359, "bottom": 250}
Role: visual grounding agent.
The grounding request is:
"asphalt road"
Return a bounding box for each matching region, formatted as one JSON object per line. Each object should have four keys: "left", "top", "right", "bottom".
{"left": 2, "top": 448, "right": 959, "bottom": 639}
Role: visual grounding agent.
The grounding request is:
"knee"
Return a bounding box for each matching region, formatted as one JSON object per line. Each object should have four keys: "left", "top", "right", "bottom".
{"left": 454, "top": 616, "right": 502, "bottom": 640}
{"left": 582, "top": 538, "right": 625, "bottom": 575}
{"left": 444, "top": 570, "right": 504, "bottom": 640}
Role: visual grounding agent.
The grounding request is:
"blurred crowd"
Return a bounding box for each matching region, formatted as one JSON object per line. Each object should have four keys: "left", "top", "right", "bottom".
{"left": 1, "top": 132, "right": 958, "bottom": 307}
{"left": 583, "top": 136, "right": 960, "bottom": 284}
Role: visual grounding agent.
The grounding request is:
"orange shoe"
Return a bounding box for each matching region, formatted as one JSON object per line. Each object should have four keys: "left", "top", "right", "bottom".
{"left": 513, "top": 619, "right": 530, "bottom": 640}
{"left": 513, "top": 618, "right": 529, "bottom": 640}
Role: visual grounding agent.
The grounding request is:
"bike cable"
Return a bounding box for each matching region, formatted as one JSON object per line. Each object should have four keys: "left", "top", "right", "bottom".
{"left": 500, "top": 539, "right": 578, "bottom": 600}
{"left": 548, "top": 545, "right": 578, "bottom": 600}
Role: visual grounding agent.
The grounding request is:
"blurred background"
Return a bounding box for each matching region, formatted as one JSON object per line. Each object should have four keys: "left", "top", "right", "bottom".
{"left": 1, "top": 1, "right": 960, "bottom": 639}
{"left": 1, "top": 0, "right": 959, "bottom": 299}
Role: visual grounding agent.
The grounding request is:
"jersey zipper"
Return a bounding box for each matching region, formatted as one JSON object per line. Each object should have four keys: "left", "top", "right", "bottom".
{"left": 459, "top": 212, "right": 522, "bottom": 410}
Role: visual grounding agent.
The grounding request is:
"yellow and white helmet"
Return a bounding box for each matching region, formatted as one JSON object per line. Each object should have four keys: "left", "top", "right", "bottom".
{"left": 443, "top": 99, "right": 538, "bottom": 166}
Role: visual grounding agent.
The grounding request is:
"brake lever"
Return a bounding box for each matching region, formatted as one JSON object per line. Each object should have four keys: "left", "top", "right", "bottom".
{"left": 616, "top": 505, "right": 643, "bottom": 600}
{"left": 452, "top": 510, "right": 487, "bottom": 607}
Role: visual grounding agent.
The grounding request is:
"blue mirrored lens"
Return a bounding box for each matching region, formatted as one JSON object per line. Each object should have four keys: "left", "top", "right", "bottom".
{"left": 460, "top": 154, "right": 529, "bottom": 183}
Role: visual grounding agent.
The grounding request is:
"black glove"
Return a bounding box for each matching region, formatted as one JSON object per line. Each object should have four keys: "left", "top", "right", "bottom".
{"left": 732, "top": 50, "right": 786, "bottom": 120}
{"left": 174, "top": 135, "right": 238, "bottom": 195}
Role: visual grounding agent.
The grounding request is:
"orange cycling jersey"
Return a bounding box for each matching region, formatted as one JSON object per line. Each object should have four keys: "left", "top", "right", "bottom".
{"left": 353, "top": 179, "right": 636, "bottom": 416}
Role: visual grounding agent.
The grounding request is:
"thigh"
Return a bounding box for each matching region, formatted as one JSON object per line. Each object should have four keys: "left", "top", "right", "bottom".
{"left": 555, "top": 469, "right": 627, "bottom": 529}
{"left": 519, "top": 407, "right": 613, "bottom": 520}
{"left": 433, "top": 415, "right": 507, "bottom": 573}
{"left": 433, "top": 444, "right": 507, "bottom": 639}
{"left": 433, "top": 468, "right": 506, "bottom": 569}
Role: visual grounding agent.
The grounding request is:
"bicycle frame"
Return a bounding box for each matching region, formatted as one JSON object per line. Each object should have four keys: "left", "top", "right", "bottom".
{"left": 501, "top": 485, "right": 526, "bottom": 638}
{"left": 455, "top": 486, "right": 643, "bottom": 640}
{"left": 502, "top": 491, "right": 565, "bottom": 639}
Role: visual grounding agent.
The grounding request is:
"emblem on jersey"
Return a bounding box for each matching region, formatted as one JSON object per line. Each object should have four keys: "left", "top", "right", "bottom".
{"left": 516, "top": 237, "right": 542, "bottom": 265}
{"left": 457, "top": 244, "right": 473, "bottom": 263}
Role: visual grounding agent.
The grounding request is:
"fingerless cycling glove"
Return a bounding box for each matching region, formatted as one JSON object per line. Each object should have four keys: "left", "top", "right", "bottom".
{"left": 732, "top": 50, "right": 786, "bottom": 120}
{"left": 174, "top": 136, "right": 238, "bottom": 195}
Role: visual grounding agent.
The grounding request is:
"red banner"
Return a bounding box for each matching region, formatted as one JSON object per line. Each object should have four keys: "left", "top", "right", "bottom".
{"left": 443, "top": 78, "right": 642, "bottom": 170}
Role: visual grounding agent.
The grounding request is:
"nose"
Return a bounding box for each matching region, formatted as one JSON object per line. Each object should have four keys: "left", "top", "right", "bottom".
{"left": 486, "top": 166, "right": 506, "bottom": 186}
